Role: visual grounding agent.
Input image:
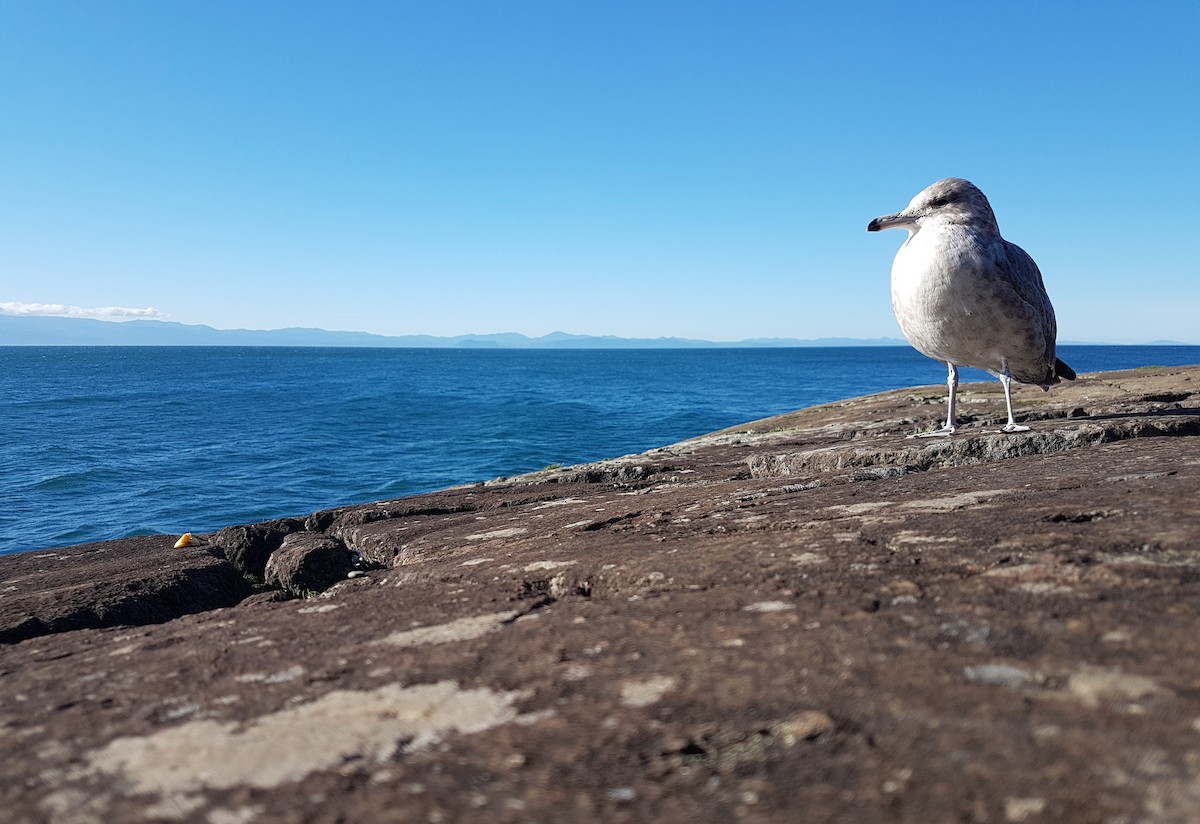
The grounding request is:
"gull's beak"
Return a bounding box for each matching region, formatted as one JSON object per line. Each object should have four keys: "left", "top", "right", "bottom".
{"left": 867, "top": 211, "right": 914, "bottom": 232}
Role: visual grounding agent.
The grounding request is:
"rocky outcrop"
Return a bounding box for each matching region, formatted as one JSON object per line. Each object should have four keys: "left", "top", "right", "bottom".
{"left": 263, "top": 532, "right": 356, "bottom": 596}
{"left": 212, "top": 517, "right": 306, "bottom": 578}
{"left": 1, "top": 366, "right": 1198, "bottom": 823}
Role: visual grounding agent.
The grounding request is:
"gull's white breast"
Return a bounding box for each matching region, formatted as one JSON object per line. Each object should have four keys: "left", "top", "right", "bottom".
{"left": 890, "top": 224, "right": 1008, "bottom": 371}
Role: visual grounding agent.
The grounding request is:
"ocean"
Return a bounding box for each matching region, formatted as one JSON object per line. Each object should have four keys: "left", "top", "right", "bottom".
{"left": 3, "top": 345, "right": 1197, "bottom": 555}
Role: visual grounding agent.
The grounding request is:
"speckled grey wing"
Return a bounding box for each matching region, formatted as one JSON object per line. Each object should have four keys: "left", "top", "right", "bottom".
{"left": 994, "top": 239, "right": 1059, "bottom": 385}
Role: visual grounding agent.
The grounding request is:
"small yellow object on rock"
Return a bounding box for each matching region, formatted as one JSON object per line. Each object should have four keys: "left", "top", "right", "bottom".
{"left": 174, "top": 532, "right": 195, "bottom": 548}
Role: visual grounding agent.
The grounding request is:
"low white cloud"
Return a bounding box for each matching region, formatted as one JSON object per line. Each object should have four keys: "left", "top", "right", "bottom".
{"left": 0, "top": 301, "right": 165, "bottom": 321}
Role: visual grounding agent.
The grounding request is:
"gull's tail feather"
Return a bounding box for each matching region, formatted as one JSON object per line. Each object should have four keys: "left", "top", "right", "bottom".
{"left": 1035, "top": 357, "right": 1078, "bottom": 390}
{"left": 1056, "top": 358, "right": 1077, "bottom": 382}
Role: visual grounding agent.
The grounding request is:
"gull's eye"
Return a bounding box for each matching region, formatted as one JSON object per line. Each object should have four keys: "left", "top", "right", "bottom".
{"left": 927, "top": 196, "right": 949, "bottom": 209}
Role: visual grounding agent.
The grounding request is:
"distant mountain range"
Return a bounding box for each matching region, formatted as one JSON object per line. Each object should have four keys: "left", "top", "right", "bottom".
{"left": 0, "top": 314, "right": 910, "bottom": 348}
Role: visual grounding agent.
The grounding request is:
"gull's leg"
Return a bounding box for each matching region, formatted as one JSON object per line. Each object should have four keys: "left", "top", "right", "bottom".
{"left": 999, "top": 359, "right": 1030, "bottom": 433}
{"left": 945, "top": 362, "right": 959, "bottom": 431}
{"left": 913, "top": 362, "right": 959, "bottom": 438}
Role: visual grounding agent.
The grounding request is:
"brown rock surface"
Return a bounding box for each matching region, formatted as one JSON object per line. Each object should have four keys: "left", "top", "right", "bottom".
{"left": 2, "top": 366, "right": 1199, "bottom": 823}
{"left": 0, "top": 536, "right": 251, "bottom": 645}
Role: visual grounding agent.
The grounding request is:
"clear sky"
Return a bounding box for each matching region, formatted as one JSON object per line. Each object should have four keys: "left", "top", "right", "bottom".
{"left": 2, "top": 1, "right": 1197, "bottom": 343}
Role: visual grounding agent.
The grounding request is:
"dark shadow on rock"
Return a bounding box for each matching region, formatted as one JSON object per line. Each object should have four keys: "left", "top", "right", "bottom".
{"left": 212, "top": 518, "right": 305, "bottom": 579}
{"left": 0, "top": 537, "right": 254, "bottom": 644}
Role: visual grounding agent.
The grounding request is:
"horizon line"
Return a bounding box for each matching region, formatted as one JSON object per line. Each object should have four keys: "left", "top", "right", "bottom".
{"left": 1, "top": 313, "right": 1197, "bottom": 348}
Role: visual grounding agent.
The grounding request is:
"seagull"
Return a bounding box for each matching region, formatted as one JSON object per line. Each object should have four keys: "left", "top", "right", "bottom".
{"left": 867, "top": 177, "right": 1075, "bottom": 436}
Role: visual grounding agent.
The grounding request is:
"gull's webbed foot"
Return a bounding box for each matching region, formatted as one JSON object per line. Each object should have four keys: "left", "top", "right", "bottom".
{"left": 1000, "top": 423, "right": 1031, "bottom": 433}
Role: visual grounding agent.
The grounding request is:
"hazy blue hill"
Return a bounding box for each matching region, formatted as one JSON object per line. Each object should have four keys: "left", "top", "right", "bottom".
{"left": 0, "top": 314, "right": 909, "bottom": 348}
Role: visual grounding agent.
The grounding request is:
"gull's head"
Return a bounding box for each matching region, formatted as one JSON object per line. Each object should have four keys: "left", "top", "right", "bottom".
{"left": 867, "top": 177, "right": 999, "bottom": 236}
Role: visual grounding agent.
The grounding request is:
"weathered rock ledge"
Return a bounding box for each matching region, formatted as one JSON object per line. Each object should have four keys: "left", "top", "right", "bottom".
{"left": 2, "top": 366, "right": 1199, "bottom": 823}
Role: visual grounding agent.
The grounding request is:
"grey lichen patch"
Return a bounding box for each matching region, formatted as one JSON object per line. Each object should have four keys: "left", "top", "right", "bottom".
{"left": 823, "top": 501, "right": 895, "bottom": 517}
{"left": 378, "top": 610, "right": 519, "bottom": 648}
{"left": 887, "top": 530, "right": 960, "bottom": 548}
{"left": 1004, "top": 797, "right": 1048, "bottom": 822}
{"left": 69, "top": 681, "right": 526, "bottom": 811}
{"left": 620, "top": 675, "right": 677, "bottom": 707}
{"left": 743, "top": 601, "right": 795, "bottom": 613}
{"left": 980, "top": 560, "right": 1124, "bottom": 595}
{"left": 898, "top": 489, "right": 1011, "bottom": 513}
{"left": 465, "top": 527, "right": 528, "bottom": 541}
{"left": 524, "top": 560, "right": 575, "bottom": 572}
{"left": 1065, "top": 666, "right": 1166, "bottom": 708}
{"left": 964, "top": 663, "right": 1045, "bottom": 690}
{"left": 772, "top": 710, "right": 836, "bottom": 744}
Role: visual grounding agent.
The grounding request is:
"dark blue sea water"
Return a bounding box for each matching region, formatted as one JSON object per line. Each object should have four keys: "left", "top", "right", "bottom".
{"left": 3, "top": 345, "right": 1197, "bottom": 555}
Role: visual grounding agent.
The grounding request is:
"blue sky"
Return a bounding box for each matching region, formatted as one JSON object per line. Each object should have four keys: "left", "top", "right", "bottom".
{"left": 2, "top": 1, "right": 1197, "bottom": 343}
